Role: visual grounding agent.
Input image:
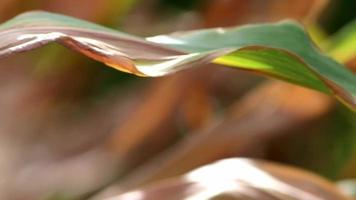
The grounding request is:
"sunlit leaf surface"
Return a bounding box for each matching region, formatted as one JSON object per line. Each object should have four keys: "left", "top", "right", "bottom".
{"left": 0, "top": 11, "right": 355, "bottom": 109}
{"left": 338, "top": 180, "right": 356, "bottom": 198}
{"left": 106, "top": 158, "right": 349, "bottom": 200}
{"left": 327, "top": 20, "right": 356, "bottom": 63}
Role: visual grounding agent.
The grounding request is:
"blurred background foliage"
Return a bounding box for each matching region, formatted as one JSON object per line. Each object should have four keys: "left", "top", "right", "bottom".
{"left": 0, "top": 0, "right": 355, "bottom": 200}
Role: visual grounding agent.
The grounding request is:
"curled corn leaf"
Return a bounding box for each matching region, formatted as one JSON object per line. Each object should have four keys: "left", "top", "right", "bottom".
{"left": 0, "top": 11, "right": 355, "bottom": 110}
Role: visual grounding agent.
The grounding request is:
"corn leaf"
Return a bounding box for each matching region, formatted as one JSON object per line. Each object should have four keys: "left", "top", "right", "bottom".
{"left": 0, "top": 11, "right": 355, "bottom": 110}
{"left": 108, "top": 158, "right": 349, "bottom": 200}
